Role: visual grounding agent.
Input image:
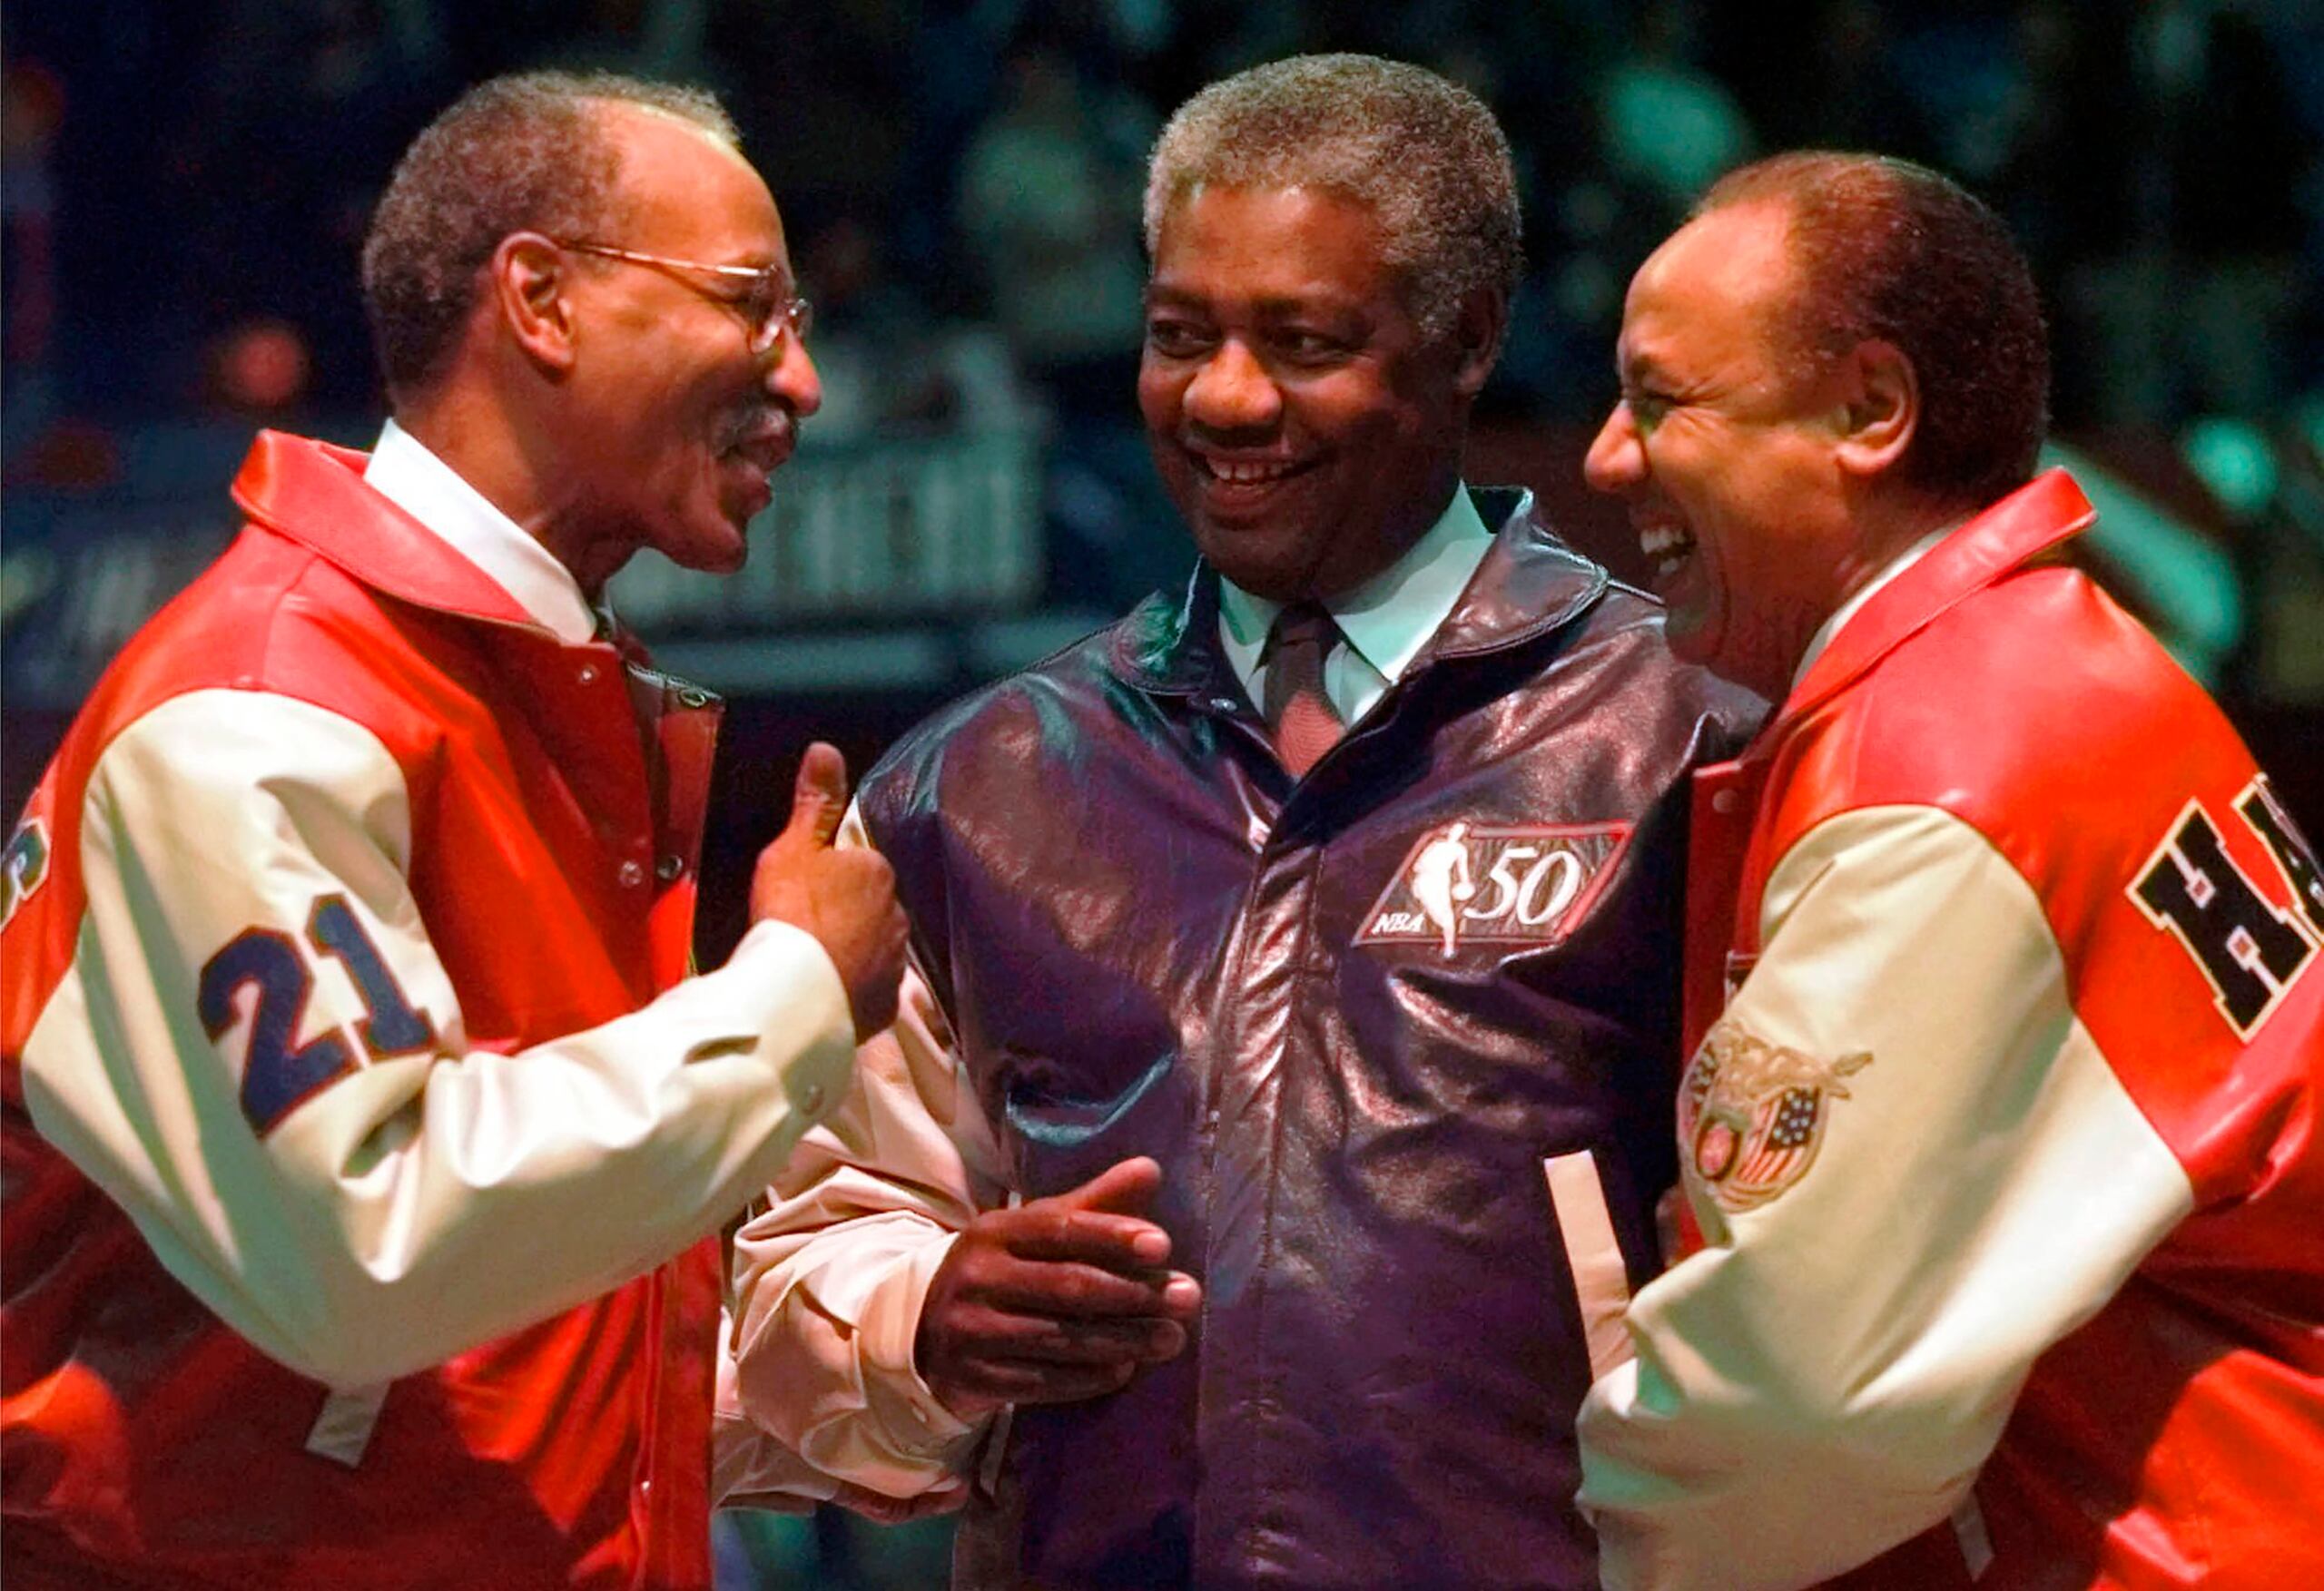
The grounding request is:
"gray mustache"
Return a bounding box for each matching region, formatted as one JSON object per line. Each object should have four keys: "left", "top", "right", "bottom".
{"left": 719, "top": 407, "right": 795, "bottom": 451}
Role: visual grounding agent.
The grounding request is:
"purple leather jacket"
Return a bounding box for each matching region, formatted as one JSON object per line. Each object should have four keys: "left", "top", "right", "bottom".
{"left": 857, "top": 491, "right": 1762, "bottom": 1588}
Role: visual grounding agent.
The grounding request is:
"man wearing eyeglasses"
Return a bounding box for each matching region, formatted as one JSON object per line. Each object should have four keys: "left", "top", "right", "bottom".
{"left": 0, "top": 71, "right": 902, "bottom": 1589}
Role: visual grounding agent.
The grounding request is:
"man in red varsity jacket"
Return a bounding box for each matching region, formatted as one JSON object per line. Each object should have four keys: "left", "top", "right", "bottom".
{"left": 0, "top": 72, "right": 904, "bottom": 1588}
{"left": 1573, "top": 152, "right": 2322, "bottom": 1590}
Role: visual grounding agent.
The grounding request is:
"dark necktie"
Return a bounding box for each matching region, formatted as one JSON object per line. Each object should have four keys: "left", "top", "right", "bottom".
{"left": 1264, "top": 600, "right": 1345, "bottom": 777}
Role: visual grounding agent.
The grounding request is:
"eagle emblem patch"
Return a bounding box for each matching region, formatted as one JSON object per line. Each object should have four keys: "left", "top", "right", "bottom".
{"left": 1679, "top": 1018, "right": 1871, "bottom": 1213}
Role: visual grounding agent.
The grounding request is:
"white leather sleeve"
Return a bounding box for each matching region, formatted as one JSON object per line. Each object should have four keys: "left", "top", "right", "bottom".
{"left": 725, "top": 800, "right": 1009, "bottom": 1501}
{"left": 1577, "top": 804, "right": 2194, "bottom": 1590}
{"left": 19, "top": 688, "right": 859, "bottom": 1390}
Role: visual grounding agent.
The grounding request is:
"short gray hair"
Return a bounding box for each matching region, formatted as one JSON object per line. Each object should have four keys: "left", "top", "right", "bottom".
{"left": 1143, "top": 54, "right": 1521, "bottom": 338}
{"left": 361, "top": 71, "right": 739, "bottom": 398}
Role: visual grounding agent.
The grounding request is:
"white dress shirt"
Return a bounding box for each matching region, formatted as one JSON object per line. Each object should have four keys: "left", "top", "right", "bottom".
{"left": 1216, "top": 485, "right": 1497, "bottom": 726}
{"left": 364, "top": 418, "right": 598, "bottom": 643}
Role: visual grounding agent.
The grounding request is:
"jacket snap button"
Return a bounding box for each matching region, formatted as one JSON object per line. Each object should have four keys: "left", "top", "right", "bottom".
{"left": 1711, "top": 788, "right": 1740, "bottom": 815}
{"left": 577, "top": 663, "right": 601, "bottom": 686}
{"left": 617, "top": 859, "right": 647, "bottom": 888}
{"left": 655, "top": 853, "right": 684, "bottom": 882}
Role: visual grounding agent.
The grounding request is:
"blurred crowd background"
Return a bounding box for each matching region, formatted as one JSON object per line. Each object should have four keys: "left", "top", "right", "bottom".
{"left": 2, "top": 3, "right": 2320, "bottom": 1582}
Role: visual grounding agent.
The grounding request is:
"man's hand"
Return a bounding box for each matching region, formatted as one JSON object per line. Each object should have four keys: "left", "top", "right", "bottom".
{"left": 916, "top": 1157, "right": 1202, "bottom": 1420}
{"left": 750, "top": 742, "right": 907, "bottom": 1041}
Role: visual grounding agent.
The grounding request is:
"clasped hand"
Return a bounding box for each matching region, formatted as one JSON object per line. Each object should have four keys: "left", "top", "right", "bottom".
{"left": 916, "top": 1157, "right": 1203, "bottom": 1419}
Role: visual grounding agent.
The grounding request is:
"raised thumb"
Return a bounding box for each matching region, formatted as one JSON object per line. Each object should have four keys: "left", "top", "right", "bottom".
{"left": 781, "top": 741, "right": 851, "bottom": 848}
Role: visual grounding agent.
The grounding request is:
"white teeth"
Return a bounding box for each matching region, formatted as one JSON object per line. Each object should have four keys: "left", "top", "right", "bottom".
{"left": 1206, "top": 457, "right": 1299, "bottom": 484}
{"left": 1638, "top": 524, "right": 1695, "bottom": 578}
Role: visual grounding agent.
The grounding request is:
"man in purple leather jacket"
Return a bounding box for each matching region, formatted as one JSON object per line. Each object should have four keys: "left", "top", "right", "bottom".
{"left": 728, "top": 54, "right": 1761, "bottom": 1588}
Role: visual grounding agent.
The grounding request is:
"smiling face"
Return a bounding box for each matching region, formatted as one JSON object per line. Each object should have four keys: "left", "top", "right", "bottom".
{"left": 553, "top": 105, "right": 822, "bottom": 592}
{"left": 1583, "top": 201, "right": 1873, "bottom": 698}
{"left": 1138, "top": 184, "right": 1485, "bottom": 604}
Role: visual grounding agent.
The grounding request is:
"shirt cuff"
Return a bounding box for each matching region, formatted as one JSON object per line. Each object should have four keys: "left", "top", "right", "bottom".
{"left": 858, "top": 1230, "right": 980, "bottom": 1453}
{"left": 719, "top": 918, "right": 855, "bottom": 1120}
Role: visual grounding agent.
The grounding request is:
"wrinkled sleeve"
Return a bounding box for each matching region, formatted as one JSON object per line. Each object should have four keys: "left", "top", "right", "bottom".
{"left": 724, "top": 800, "right": 1009, "bottom": 1503}
{"left": 17, "top": 688, "right": 858, "bottom": 1391}
{"left": 1577, "top": 804, "right": 2194, "bottom": 1590}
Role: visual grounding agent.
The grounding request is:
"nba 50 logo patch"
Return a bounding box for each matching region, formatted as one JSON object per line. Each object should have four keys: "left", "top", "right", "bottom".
{"left": 1356, "top": 820, "right": 1632, "bottom": 957}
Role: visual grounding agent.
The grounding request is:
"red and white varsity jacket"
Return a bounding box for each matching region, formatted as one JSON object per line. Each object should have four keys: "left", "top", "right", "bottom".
{"left": 1578, "top": 472, "right": 2324, "bottom": 1590}
{"left": 2, "top": 432, "right": 855, "bottom": 1588}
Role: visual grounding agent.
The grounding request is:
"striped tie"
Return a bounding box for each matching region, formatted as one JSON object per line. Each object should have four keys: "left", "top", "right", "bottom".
{"left": 1264, "top": 601, "right": 1345, "bottom": 777}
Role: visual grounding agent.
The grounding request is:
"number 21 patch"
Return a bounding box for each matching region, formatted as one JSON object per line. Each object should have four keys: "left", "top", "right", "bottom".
{"left": 199, "top": 893, "right": 438, "bottom": 1135}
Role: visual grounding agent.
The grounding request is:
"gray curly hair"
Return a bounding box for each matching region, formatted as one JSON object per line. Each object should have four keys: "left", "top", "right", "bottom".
{"left": 1142, "top": 54, "right": 1521, "bottom": 338}
{"left": 361, "top": 71, "right": 739, "bottom": 398}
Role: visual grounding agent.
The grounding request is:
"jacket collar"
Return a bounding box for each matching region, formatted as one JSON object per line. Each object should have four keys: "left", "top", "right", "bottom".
{"left": 362, "top": 419, "right": 598, "bottom": 643}
{"left": 230, "top": 429, "right": 547, "bottom": 633}
{"left": 1774, "top": 468, "right": 2096, "bottom": 733}
{"left": 1109, "top": 487, "right": 1610, "bottom": 696}
{"left": 1423, "top": 487, "right": 1610, "bottom": 659}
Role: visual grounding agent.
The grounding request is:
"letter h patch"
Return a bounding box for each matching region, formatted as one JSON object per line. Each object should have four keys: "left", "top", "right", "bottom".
{"left": 2131, "top": 778, "right": 2321, "bottom": 1037}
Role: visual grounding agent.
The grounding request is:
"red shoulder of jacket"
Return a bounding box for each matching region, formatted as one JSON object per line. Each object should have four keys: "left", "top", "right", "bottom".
{"left": 3, "top": 430, "right": 530, "bottom": 1066}
{"left": 1750, "top": 470, "right": 2259, "bottom": 918}
{"left": 1757, "top": 569, "right": 2320, "bottom": 1199}
{"left": 0, "top": 513, "right": 468, "bottom": 1078}
{"left": 56, "top": 430, "right": 564, "bottom": 769}
{"left": 1762, "top": 565, "right": 2245, "bottom": 865}
{"left": 231, "top": 432, "right": 537, "bottom": 628}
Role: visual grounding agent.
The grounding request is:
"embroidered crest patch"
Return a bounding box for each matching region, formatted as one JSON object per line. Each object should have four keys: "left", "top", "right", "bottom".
{"left": 1355, "top": 820, "right": 1631, "bottom": 958}
{"left": 2, "top": 817, "right": 51, "bottom": 929}
{"left": 1679, "top": 1018, "right": 1870, "bottom": 1213}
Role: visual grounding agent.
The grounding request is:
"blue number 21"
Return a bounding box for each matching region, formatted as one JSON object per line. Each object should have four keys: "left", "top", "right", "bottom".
{"left": 198, "top": 893, "right": 438, "bottom": 1135}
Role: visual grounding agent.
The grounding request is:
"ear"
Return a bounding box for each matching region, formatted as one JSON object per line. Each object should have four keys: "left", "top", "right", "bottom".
{"left": 488, "top": 232, "right": 579, "bottom": 378}
{"left": 1832, "top": 337, "right": 1916, "bottom": 479}
{"left": 1450, "top": 286, "right": 1508, "bottom": 398}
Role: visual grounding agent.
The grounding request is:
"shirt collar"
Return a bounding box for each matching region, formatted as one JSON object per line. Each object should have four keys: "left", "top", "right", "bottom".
{"left": 362, "top": 418, "right": 598, "bottom": 645}
{"left": 1216, "top": 484, "right": 1495, "bottom": 684}
{"left": 1790, "top": 523, "right": 1955, "bottom": 690}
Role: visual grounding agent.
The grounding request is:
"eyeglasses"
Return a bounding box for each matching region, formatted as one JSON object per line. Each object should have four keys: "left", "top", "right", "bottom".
{"left": 557, "top": 240, "right": 813, "bottom": 356}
